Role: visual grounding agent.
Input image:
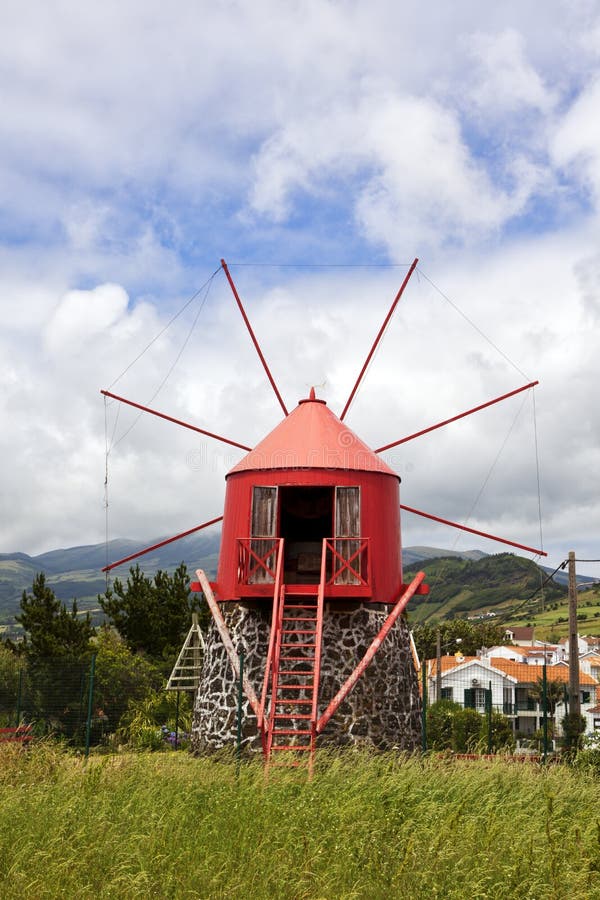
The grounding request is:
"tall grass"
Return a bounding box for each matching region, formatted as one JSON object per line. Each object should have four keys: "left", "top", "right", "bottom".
{"left": 1, "top": 744, "right": 600, "bottom": 898}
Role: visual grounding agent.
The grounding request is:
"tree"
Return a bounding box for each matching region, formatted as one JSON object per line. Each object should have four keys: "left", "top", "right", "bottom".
{"left": 412, "top": 619, "right": 508, "bottom": 661}
{"left": 561, "top": 712, "right": 586, "bottom": 752}
{"left": 14, "top": 575, "right": 95, "bottom": 739}
{"left": 99, "top": 563, "right": 205, "bottom": 661}
{"left": 529, "top": 677, "right": 566, "bottom": 732}
{"left": 93, "top": 628, "right": 164, "bottom": 735}
{"left": 17, "top": 573, "right": 94, "bottom": 661}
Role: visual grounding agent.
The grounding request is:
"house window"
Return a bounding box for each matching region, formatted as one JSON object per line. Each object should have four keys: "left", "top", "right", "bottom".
{"left": 582, "top": 691, "right": 591, "bottom": 704}
{"left": 441, "top": 687, "right": 453, "bottom": 701}
{"left": 475, "top": 688, "right": 487, "bottom": 710}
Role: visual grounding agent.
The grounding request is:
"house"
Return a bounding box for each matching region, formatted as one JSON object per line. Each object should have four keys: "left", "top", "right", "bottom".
{"left": 504, "top": 626, "right": 535, "bottom": 646}
{"left": 580, "top": 653, "right": 600, "bottom": 682}
{"left": 427, "top": 653, "right": 598, "bottom": 738}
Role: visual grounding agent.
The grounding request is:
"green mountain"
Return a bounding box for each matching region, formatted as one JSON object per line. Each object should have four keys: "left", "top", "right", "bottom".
{"left": 405, "top": 552, "right": 567, "bottom": 624}
{"left": 0, "top": 538, "right": 575, "bottom": 636}
{"left": 0, "top": 533, "right": 221, "bottom": 629}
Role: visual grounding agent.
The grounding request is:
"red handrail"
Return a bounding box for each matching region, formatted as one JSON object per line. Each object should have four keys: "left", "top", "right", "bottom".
{"left": 258, "top": 539, "right": 284, "bottom": 735}
{"left": 316, "top": 571, "right": 426, "bottom": 734}
{"left": 311, "top": 540, "right": 327, "bottom": 728}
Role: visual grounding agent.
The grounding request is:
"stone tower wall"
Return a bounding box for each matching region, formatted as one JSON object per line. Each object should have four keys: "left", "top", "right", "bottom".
{"left": 191, "top": 603, "right": 421, "bottom": 754}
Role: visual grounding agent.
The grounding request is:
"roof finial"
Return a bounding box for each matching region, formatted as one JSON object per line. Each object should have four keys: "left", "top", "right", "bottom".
{"left": 309, "top": 386, "right": 316, "bottom": 400}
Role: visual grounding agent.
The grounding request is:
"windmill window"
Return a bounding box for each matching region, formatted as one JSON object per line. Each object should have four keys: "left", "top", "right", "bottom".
{"left": 249, "top": 486, "right": 278, "bottom": 584}
{"left": 334, "top": 486, "right": 361, "bottom": 584}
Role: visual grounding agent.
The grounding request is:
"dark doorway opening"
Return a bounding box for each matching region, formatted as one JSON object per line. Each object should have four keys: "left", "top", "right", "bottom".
{"left": 279, "top": 486, "right": 333, "bottom": 583}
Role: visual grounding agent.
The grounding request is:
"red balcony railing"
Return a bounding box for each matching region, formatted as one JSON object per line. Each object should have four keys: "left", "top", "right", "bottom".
{"left": 236, "top": 536, "right": 371, "bottom": 592}
{"left": 325, "top": 537, "right": 370, "bottom": 586}
{"left": 237, "top": 537, "right": 281, "bottom": 585}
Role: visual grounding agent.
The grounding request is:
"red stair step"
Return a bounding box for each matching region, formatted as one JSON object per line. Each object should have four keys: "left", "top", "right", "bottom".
{"left": 282, "top": 629, "right": 317, "bottom": 634}
{"left": 278, "top": 670, "right": 315, "bottom": 676}
{"left": 279, "top": 655, "right": 315, "bottom": 661}
{"left": 270, "top": 745, "right": 311, "bottom": 752}
{"left": 281, "top": 642, "right": 316, "bottom": 648}
{"left": 271, "top": 729, "right": 312, "bottom": 736}
{"left": 273, "top": 713, "right": 312, "bottom": 720}
{"left": 274, "top": 699, "right": 312, "bottom": 705}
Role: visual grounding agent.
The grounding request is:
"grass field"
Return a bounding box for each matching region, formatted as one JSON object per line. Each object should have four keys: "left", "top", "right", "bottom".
{"left": 2, "top": 746, "right": 600, "bottom": 898}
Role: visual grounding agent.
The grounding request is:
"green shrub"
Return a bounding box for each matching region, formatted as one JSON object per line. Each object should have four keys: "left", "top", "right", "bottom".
{"left": 452, "top": 708, "right": 484, "bottom": 752}
{"left": 426, "top": 699, "right": 462, "bottom": 750}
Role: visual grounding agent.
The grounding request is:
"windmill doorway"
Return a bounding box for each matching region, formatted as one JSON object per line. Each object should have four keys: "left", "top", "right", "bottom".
{"left": 279, "top": 486, "right": 333, "bottom": 584}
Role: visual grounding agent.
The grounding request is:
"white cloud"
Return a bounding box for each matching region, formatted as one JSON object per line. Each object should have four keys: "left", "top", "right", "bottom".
{"left": 552, "top": 76, "right": 600, "bottom": 199}
{"left": 1, "top": 0, "right": 600, "bottom": 585}
{"left": 464, "top": 29, "right": 557, "bottom": 116}
{"left": 44, "top": 284, "right": 129, "bottom": 354}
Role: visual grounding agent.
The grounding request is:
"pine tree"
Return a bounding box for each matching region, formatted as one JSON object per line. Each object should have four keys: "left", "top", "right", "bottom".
{"left": 99, "top": 563, "right": 206, "bottom": 660}
{"left": 17, "top": 573, "right": 94, "bottom": 661}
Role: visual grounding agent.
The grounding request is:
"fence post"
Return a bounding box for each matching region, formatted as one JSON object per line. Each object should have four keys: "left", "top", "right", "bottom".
{"left": 542, "top": 662, "right": 548, "bottom": 763}
{"left": 174, "top": 690, "right": 180, "bottom": 750}
{"left": 236, "top": 649, "right": 245, "bottom": 771}
{"left": 84, "top": 654, "right": 96, "bottom": 759}
{"left": 421, "top": 662, "right": 427, "bottom": 752}
{"left": 15, "top": 666, "right": 23, "bottom": 727}
{"left": 487, "top": 681, "right": 492, "bottom": 754}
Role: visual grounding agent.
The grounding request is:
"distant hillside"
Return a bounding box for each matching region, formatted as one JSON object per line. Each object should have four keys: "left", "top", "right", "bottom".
{"left": 0, "top": 533, "right": 221, "bottom": 626}
{"left": 402, "top": 546, "right": 488, "bottom": 566}
{"left": 0, "top": 538, "right": 581, "bottom": 633}
{"left": 0, "top": 540, "right": 488, "bottom": 627}
{"left": 405, "top": 552, "right": 567, "bottom": 624}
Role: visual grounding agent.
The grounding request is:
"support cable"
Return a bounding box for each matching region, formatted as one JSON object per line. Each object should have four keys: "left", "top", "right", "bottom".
{"left": 417, "top": 268, "right": 530, "bottom": 381}
{"left": 107, "top": 268, "right": 220, "bottom": 390}
{"left": 411, "top": 392, "right": 533, "bottom": 622}
{"left": 109, "top": 272, "right": 218, "bottom": 451}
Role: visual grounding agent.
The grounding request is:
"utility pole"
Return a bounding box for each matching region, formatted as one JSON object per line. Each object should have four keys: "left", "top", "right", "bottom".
{"left": 568, "top": 550, "right": 581, "bottom": 724}
{"left": 436, "top": 629, "right": 442, "bottom": 702}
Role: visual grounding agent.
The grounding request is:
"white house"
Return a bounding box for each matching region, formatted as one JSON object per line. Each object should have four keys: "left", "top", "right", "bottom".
{"left": 427, "top": 654, "right": 599, "bottom": 737}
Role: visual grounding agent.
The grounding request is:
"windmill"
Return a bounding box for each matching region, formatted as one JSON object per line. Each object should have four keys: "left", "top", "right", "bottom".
{"left": 102, "top": 258, "right": 544, "bottom": 769}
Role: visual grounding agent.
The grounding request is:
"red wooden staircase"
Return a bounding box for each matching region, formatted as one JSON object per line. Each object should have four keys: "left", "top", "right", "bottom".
{"left": 266, "top": 590, "right": 320, "bottom": 767}
{"left": 261, "top": 545, "right": 326, "bottom": 772}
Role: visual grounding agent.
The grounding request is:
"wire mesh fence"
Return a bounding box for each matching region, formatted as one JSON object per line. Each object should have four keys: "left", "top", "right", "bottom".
{"left": 0, "top": 648, "right": 591, "bottom": 758}
{"left": 0, "top": 656, "right": 96, "bottom": 745}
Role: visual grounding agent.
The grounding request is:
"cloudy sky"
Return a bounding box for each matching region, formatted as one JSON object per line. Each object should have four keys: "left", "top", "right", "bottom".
{"left": 2, "top": 0, "right": 599, "bottom": 581}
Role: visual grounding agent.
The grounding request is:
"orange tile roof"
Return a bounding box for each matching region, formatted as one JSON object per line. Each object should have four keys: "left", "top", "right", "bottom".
{"left": 428, "top": 655, "right": 477, "bottom": 676}
{"left": 427, "top": 655, "right": 598, "bottom": 686}
{"left": 489, "top": 658, "right": 597, "bottom": 686}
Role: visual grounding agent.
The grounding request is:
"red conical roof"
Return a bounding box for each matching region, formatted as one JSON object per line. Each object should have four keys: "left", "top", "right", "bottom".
{"left": 228, "top": 392, "right": 398, "bottom": 477}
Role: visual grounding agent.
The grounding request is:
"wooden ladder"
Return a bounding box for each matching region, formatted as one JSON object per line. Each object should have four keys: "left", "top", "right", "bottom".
{"left": 265, "top": 545, "right": 326, "bottom": 772}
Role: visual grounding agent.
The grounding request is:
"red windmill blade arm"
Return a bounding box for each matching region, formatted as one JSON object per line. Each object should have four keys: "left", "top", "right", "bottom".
{"left": 102, "top": 516, "right": 224, "bottom": 572}
{"left": 101, "top": 390, "right": 251, "bottom": 451}
{"left": 376, "top": 381, "right": 539, "bottom": 453}
{"left": 340, "top": 258, "right": 418, "bottom": 421}
{"left": 400, "top": 503, "right": 546, "bottom": 557}
{"left": 220, "top": 259, "right": 289, "bottom": 417}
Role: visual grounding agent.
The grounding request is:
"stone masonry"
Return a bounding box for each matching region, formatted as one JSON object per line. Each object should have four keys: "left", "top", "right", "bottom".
{"left": 191, "top": 602, "right": 421, "bottom": 754}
